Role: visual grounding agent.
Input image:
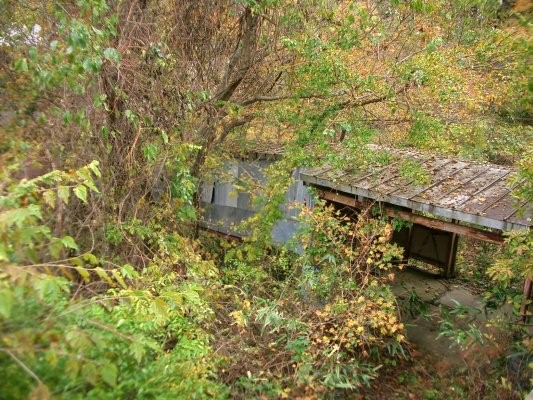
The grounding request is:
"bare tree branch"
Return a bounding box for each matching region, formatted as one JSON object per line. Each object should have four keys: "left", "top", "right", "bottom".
{"left": 214, "top": 115, "right": 255, "bottom": 146}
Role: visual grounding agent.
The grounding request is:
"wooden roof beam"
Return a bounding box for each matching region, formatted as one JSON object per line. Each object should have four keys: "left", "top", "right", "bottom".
{"left": 319, "top": 190, "right": 505, "bottom": 245}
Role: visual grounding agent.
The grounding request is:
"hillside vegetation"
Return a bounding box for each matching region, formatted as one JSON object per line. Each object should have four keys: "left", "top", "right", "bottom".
{"left": 0, "top": 0, "right": 531, "bottom": 398}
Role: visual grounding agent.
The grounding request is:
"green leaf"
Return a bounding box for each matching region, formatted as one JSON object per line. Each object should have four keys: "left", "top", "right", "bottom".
{"left": 142, "top": 143, "right": 159, "bottom": 163}
{"left": 101, "top": 362, "right": 118, "bottom": 387}
{"left": 57, "top": 186, "right": 70, "bottom": 204}
{"left": 15, "top": 58, "right": 28, "bottom": 72}
{"left": 61, "top": 235, "right": 79, "bottom": 250}
{"left": 144, "top": 338, "right": 160, "bottom": 351}
{"left": 103, "top": 47, "right": 121, "bottom": 64}
{"left": 76, "top": 167, "right": 93, "bottom": 182}
{"left": 0, "top": 244, "right": 9, "bottom": 262}
{"left": 83, "top": 179, "right": 99, "bottom": 193}
{"left": 150, "top": 297, "right": 169, "bottom": 324}
{"left": 74, "top": 185, "right": 88, "bottom": 203}
{"left": 88, "top": 160, "right": 101, "bottom": 177}
{"left": 0, "top": 205, "right": 42, "bottom": 229}
{"left": 33, "top": 276, "right": 62, "bottom": 301}
{"left": 66, "top": 357, "right": 80, "bottom": 380}
{"left": 82, "top": 253, "right": 98, "bottom": 264}
{"left": 0, "top": 288, "right": 13, "bottom": 318}
{"left": 82, "top": 57, "right": 101, "bottom": 72}
{"left": 130, "top": 341, "right": 146, "bottom": 364}
{"left": 48, "top": 240, "right": 64, "bottom": 259}
{"left": 62, "top": 110, "right": 72, "bottom": 124}
{"left": 70, "top": 258, "right": 85, "bottom": 267}
{"left": 121, "top": 264, "right": 138, "bottom": 279}
{"left": 81, "top": 363, "right": 98, "bottom": 385}
{"left": 124, "top": 109, "right": 138, "bottom": 125}
{"left": 66, "top": 329, "right": 92, "bottom": 350}
{"left": 71, "top": 258, "right": 84, "bottom": 266}
{"left": 93, "top": 93, "right": 107, "bottom": 108}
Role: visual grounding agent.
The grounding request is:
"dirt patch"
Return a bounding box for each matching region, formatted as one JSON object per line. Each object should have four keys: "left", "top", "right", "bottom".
{"left": 390, "top": 267, "right": 488, "bottom": 366}
{"left": 367, "top": 266, "right": 528, "bottom": 399}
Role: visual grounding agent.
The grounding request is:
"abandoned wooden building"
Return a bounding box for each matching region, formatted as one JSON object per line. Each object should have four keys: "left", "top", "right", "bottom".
{"left": 200, "top": 144, "right": 531, "bottom": 286}
{"left": 300, "top": 145, "right": 531, "bottom": 278}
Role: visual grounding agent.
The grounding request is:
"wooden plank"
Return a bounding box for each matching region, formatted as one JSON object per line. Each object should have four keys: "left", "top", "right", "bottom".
{"left": 381, "top": 158, "right": 452, "bottom": 196}
{"left": 303, "top": 179, "right": 528, "bottom": 230}
{"left": 319, "top": 190, "right": 505, "bottom": 244}
{"left": 416, "top": 163, "right": 487, "bottom": 203}
{"left": 438, "top": 168, "right": 509, "bottom": 208}
{"left": 391, "top": 160, "right": 464, "bottom": 200}
{"left": 433, "top": 167, "right": 489, "bottom": 203}
{"left": 323, "top": 161, "right": 400, "bottom": 189}
{"left": 316, "top": 168, "right": 349, "bottom": 183}
{"left": 358, "top": 159, "right": 422, "bottom": 190}
{"left": 444, "top": 220, "right": 459, "bottom": 278}
{"left": 311, "top": 174, "right": 526, "bottom": 227}
{"left": 481, "top": 188, "right": 529, "bottom": 223}
{"left": 445, "top": 174, "right": 513, "bottom": 215}
{"left": 507, "top": 204, "right": 532, "bottom": 225}
{"left": 199, "top": 226, "right": 242, "bottom": 241}
{"left": 302, "top": 165, "right": 334, "bottom": 180}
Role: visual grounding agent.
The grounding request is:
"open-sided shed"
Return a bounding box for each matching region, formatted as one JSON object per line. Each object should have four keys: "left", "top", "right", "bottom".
{"left": 200, "top": 143, "right": 531, "bottom": 317}
{"left": 300, "top": 145, "right": 531, "bottom": 277}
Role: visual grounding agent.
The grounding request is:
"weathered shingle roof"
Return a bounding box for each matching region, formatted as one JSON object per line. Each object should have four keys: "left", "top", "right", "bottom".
{"left": 300, "top": 145, "right": 531, "bottom": 231}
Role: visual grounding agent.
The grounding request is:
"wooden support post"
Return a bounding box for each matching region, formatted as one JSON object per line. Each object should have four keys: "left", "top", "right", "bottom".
{"left": 444, "top": 220, "right": 459, "bottom": 278}
{"left": 404, "top": 222, "right": 413, "bottom": 262}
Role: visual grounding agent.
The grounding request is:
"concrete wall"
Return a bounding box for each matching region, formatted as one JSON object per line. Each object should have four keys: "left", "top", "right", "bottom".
{"left": 199, "top": 160, "right": 313, "bottom": 247}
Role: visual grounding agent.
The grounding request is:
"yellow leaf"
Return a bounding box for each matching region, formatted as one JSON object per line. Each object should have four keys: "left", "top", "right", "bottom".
{"left": 229, "top": 310, "right": 246, "bottom": 328}
{"left": 94, "top": 267, "right": 114, "bottom": 285}
{"left": 112, "top": 270, "right": 128, "bottom": 289}
{"left": 43, "top": 190, "right": 56, "bottom": 209}
{"left": 75, "top": 266, "right": 91, "bottom": 282}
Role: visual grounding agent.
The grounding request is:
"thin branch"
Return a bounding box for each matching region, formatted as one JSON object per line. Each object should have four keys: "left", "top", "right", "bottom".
{"left": 1, "top": 349, "right": 43, "bottom": 385}
{"left": 340, "top": 83, "right": 411, "bottom": 109}
{"left": 240, "top": 84, "right": 406, "bottom": 108}
{"left": 214, "top": 115, "right": 255, "bottom": 146}
{"left": 239, "top": 92, "right": 327, "bottom": 106}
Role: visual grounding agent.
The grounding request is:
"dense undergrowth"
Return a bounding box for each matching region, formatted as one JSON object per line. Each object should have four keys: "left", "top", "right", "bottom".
{"left": 1, "top": 0, "right": 531, "bottom": 398}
